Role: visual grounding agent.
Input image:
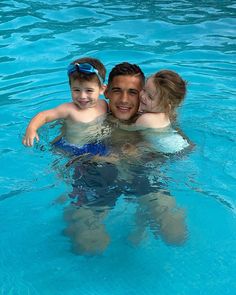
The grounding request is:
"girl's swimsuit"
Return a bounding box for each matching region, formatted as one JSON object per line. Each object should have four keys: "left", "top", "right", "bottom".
{"left": 144, "top": 126, "right": 190, "bottom": 154}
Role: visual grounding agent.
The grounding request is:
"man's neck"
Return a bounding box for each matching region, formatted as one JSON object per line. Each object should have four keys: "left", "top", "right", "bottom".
{"left": 107, "top": 112, "right": 142, "bottom": 125}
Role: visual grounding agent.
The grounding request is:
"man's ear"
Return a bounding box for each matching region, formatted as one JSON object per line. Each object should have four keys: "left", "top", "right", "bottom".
{"left": 104, "top": 86, "right": 109, "bottom": 100}
{"left": 100, "top": 84, "right": 107, "bottom": 95}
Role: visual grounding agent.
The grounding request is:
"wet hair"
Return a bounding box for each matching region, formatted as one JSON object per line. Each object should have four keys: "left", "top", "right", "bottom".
{"left": 151, "top": 70, "right": 187, "bottom": 121}
{"left": 107, "top": 62, "right": 145, "bottom": 86}
{"left": 68, "top": 57, "right": 106, "bottom": 86}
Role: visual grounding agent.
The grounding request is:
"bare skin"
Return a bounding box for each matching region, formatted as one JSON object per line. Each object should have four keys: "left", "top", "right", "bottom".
{"left": 135, "top": 77, "right": 171, "bottom": 129}
{"left": 23, "top": 79, "right": 107, "bottom": 146}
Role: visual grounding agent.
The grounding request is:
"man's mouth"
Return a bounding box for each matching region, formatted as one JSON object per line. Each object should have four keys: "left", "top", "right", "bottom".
{"left": 117, "top": 105, "right": 131, "bottom": 112}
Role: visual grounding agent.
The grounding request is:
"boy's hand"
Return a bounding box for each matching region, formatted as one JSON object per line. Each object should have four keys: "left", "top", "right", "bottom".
{"left": 22, "top": 130, "right": 39, "bottom": 147}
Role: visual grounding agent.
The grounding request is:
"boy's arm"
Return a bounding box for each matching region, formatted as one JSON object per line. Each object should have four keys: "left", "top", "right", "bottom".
{"left": 22, "top": 103, "right": 71, "bottom": 147}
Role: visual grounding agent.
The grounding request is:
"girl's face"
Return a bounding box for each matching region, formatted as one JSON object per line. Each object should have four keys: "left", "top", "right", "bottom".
{"left": 139, "top": 77, "right": 160, "bottom": 113}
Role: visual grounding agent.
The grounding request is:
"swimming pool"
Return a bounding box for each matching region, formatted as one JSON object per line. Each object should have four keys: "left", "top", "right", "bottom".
{"left": 0, "top": 0, "right": 236, "bottom": 294}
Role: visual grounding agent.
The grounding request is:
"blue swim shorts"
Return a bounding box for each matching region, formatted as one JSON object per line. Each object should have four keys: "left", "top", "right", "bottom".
{"left": 53, "top": 137, "right": 108, "bottom": 157}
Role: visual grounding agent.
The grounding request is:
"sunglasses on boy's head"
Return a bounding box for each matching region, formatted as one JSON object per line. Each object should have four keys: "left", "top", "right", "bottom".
{"left": 67, "top": 63, "right": 104, "bottom": 85}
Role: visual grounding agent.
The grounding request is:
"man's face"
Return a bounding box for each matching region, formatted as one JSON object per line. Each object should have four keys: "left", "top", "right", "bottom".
{"left": 105, "top": 75, "right": 142, "bottom": 121}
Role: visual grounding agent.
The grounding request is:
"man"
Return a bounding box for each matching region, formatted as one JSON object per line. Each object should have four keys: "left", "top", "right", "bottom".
{"left": 105, "top": 62, "right": 145, "bottom": 122}
{"left": 64, "top": 62, "right": 187, "bottom": 255}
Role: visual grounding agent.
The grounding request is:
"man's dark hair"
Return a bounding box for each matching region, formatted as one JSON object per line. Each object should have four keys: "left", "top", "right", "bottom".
{"left": 108, "top": 62, "right": 145, "bottom": 86}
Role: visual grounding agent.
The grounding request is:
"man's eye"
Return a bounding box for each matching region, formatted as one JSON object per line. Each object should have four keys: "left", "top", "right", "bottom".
{"left": 87, "top": 89, "right": 94, "bottom": 93}
{"left": 130, "top": 91, "right": 138, "bottom": 96}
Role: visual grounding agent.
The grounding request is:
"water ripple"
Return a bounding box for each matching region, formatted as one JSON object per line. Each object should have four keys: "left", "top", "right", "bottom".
{"left": 0, "top": 1, "right": 236, "bottom": 294}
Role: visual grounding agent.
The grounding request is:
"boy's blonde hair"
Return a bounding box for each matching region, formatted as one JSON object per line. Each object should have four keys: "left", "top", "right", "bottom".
{"left": 151, "top": 70, "right": 187, "bottom": 121}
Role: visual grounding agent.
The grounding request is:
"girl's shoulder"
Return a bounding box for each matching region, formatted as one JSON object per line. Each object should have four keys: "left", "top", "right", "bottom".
{"left": 136, "top": 112, "right": 170, "bottom": 129}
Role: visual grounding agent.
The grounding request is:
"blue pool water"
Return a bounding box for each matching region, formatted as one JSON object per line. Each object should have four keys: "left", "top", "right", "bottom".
{"left": 0, "top": 1, "right": 236, "bottom": 294}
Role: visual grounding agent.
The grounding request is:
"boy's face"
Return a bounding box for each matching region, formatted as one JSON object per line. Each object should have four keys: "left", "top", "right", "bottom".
{"left": 70, "top": 79, "right": 105, "bottom": 109}
{"left": 139, "top": 77, "right": 159, "bottom": 112}
{"left": 105, "top": 75, "right": 142, "bottom": 121}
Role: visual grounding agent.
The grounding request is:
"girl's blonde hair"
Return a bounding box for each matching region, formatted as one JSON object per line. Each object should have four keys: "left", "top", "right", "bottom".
{"left": 151, "top": 70, "right": 187, "bottom": 121}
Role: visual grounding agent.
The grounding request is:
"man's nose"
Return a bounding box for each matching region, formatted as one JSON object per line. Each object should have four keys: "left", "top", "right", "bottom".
{"left": 120, "top": 91, "right": 129, "bottom": 102}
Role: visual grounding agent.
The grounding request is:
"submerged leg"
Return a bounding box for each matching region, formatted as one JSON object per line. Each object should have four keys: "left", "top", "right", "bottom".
{"left": 137, "top": 191, "right": 187, "bottom": 245}
{"left": 127, "top": 205, "right": 148, "bottom": 245}
{"left": 63, "top": 205, "right": 111, "bottom": 255}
